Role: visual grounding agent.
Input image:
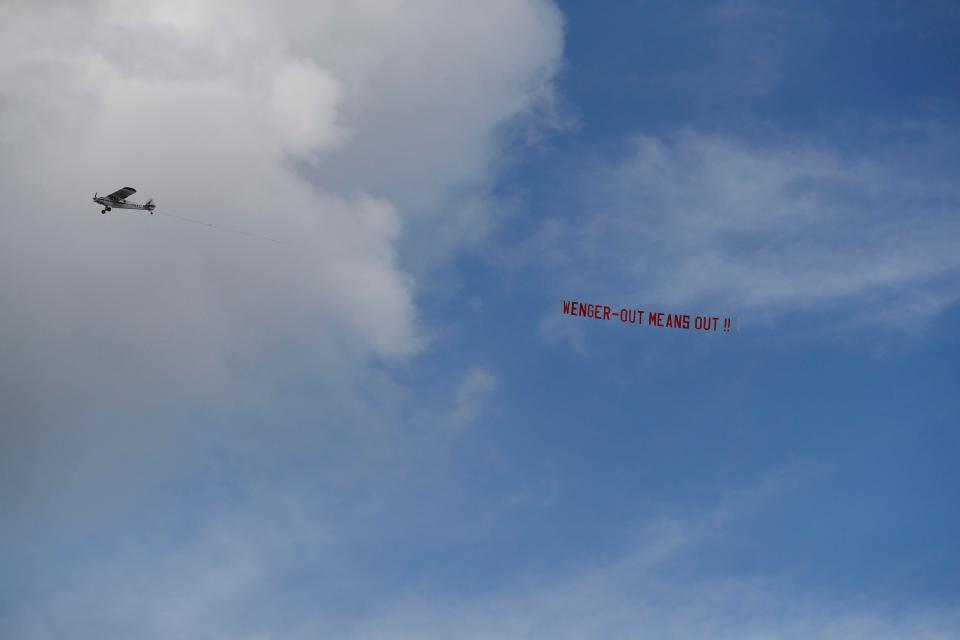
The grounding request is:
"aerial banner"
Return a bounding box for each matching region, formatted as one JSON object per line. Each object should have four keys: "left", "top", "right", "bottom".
{"left": 561, "top": 300, "right": 740, "bottom": 333}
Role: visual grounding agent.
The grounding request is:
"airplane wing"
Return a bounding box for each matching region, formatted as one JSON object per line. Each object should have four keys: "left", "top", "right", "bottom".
{"left": 106, "top": 186, "right": 137, "bottom": 202}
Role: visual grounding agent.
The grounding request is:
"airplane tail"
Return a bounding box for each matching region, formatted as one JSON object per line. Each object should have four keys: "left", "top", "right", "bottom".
{"left": 145, "top": 198, "right": 155, "bottom": 211}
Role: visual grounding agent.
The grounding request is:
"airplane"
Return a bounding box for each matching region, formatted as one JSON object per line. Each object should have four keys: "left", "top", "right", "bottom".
{"left": 93, "top": 187, "right": 156, "bottom": 215}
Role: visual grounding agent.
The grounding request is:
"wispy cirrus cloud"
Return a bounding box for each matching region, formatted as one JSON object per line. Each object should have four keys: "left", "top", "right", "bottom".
{"left": 8, "top": 465, "right": 959, "bottom": 640}
{"left": 525, "top": 129, "right": 960, "bottom": 332}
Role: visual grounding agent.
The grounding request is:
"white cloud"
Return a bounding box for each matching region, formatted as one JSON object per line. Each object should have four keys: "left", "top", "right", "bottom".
{"left": 269, "top": 59, "right": 345, "bottom": 156}
{"left": 0, "top": 0, "right": 564, "bottom": 500}
{"left": 447, "top": 366, "right": 497, "bottom": 431}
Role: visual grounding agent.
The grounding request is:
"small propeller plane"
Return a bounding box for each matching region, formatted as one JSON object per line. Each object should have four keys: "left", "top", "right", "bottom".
{"left": 93, "top": 187, "right": 156, "bottom": 215}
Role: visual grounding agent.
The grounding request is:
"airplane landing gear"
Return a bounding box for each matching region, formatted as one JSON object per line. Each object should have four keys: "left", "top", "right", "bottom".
{"left": 101, "top": 209, "right": 106, "bottom": 214}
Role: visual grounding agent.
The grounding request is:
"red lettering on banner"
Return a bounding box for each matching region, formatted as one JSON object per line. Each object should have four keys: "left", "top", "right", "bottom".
{"left": 562, "top": 301, "right": 736, "bottom": 335}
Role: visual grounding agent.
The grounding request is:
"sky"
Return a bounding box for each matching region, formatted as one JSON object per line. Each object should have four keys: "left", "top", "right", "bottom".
{"left": 1, "top": 0, "right": 959, "bottom": 638}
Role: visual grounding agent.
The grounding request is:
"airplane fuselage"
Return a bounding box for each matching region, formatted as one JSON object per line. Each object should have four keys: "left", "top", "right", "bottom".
{"left": 93, "top": 196, "right": 155, "bottom": 213}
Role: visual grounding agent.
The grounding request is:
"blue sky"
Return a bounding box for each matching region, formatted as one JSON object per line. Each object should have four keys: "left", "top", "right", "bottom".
{"left": 2, "top": 1, "right": 959, "bottom": 637}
